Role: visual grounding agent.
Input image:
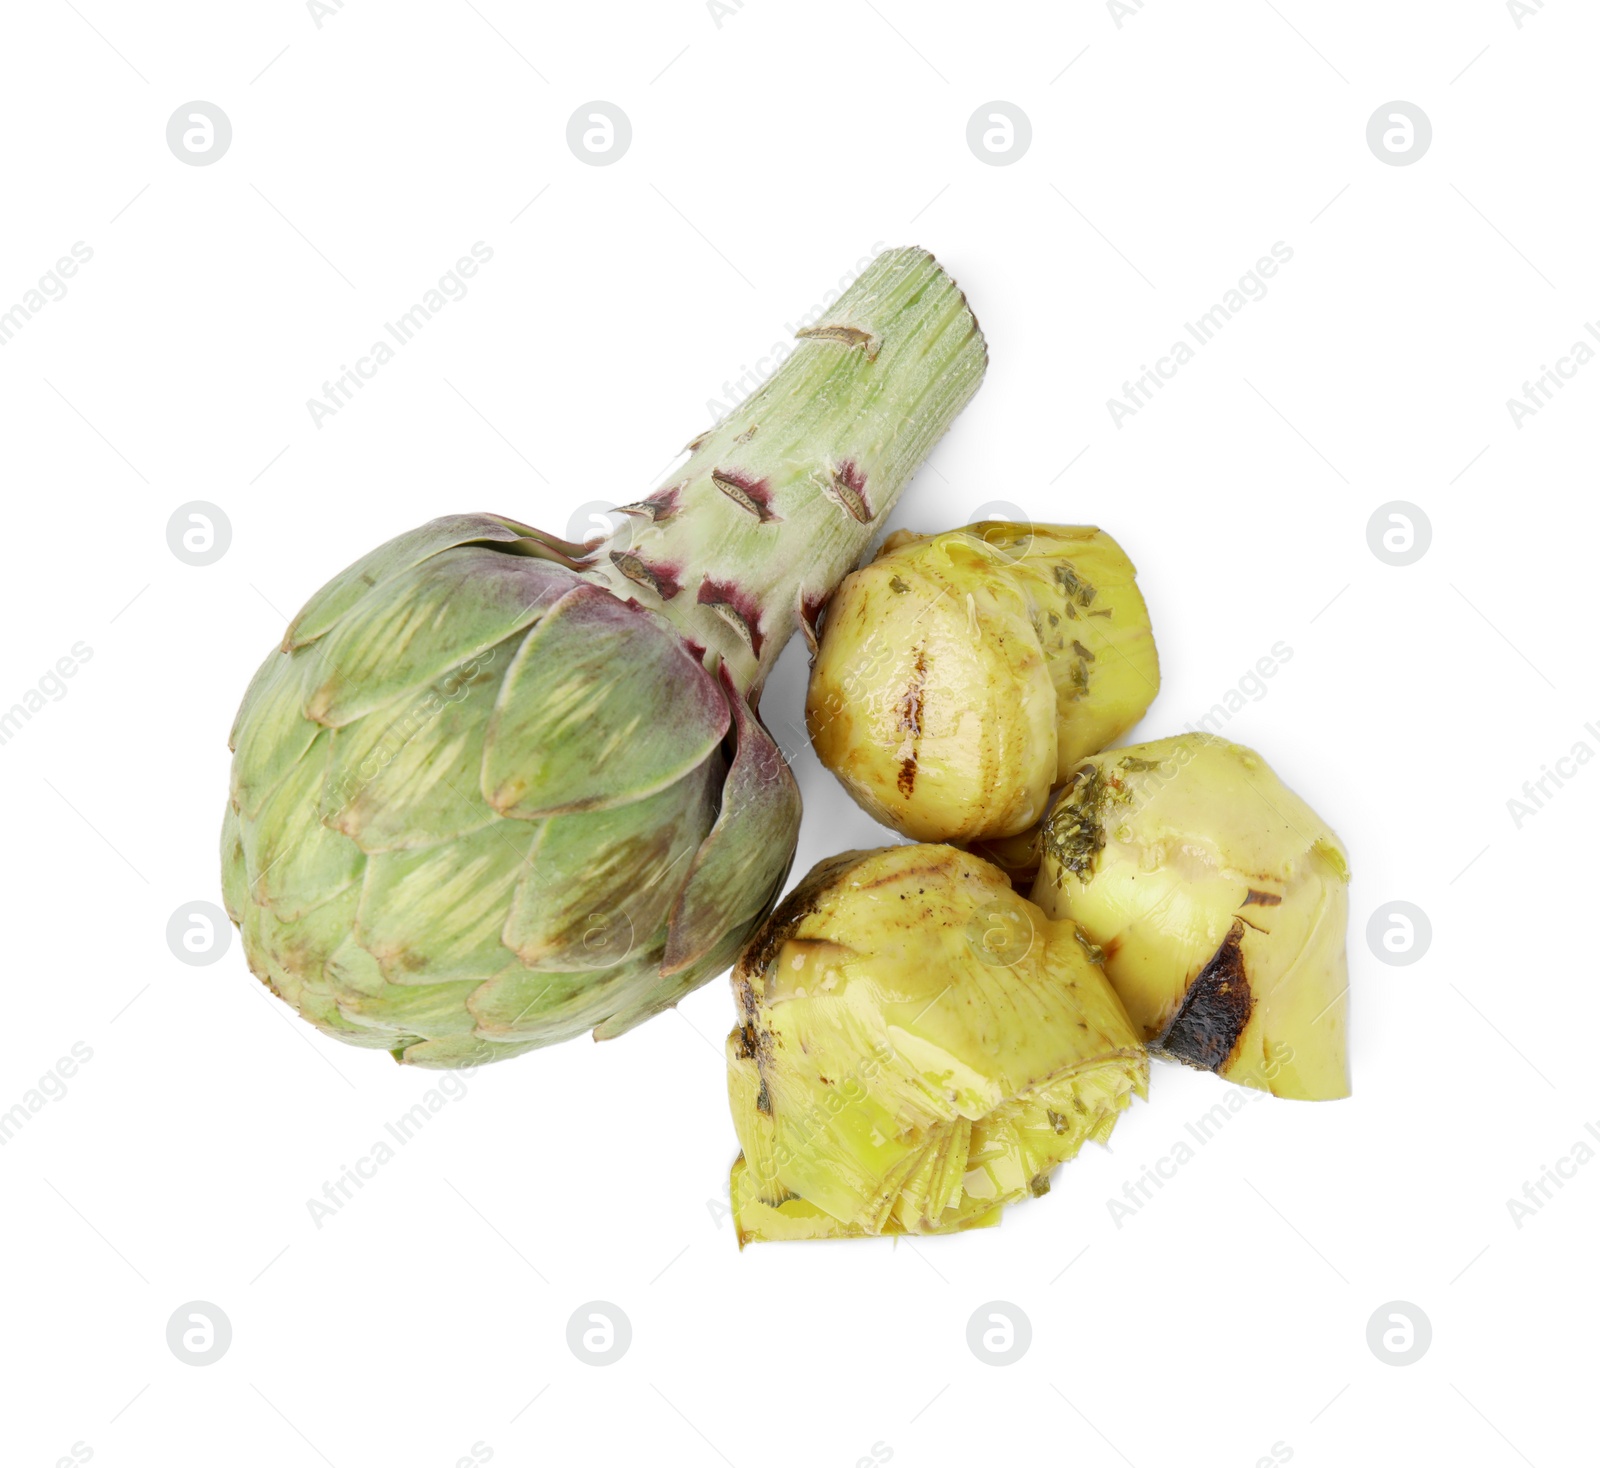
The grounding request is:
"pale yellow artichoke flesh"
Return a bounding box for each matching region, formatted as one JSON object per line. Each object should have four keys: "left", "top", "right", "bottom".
{"left": 1031, "top": 733, "right": 1351, "bottom": 1101}
{"left": 805, "top": 523, "right": 1158, "bottom": 844}
{"left": 726, "top": 844, "right": 1148, "bottom": 1243}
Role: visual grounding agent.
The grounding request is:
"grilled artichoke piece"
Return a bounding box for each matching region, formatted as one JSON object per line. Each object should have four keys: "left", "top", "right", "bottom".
{"left": 1032, "top": 733, "right": 1351, "bottom": 1100}
{"left": 967, "top": 825, "right": 1045, "bottom": 892}
{"left": 726, "top": 844, "right": 1147, "bottom": 1244}
{"left": 806, "top": 523, "right": 1158, "bottom": 843}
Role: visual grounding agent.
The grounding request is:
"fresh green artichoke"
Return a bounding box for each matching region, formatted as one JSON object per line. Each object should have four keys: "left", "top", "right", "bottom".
{"left": 222, "top": 248, "right": 987, "bottom": 1067}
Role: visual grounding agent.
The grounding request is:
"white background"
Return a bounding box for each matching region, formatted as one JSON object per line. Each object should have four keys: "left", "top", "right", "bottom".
{"left": 2, "top": 2, "right": 1595, "bottom": 1464}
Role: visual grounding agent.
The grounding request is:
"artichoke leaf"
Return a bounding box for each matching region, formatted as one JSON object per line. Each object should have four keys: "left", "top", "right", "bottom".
{"left": 336, "top": 978, "right": 484, "bottom": 1040}
{"left": 284, "top": 513, "right": 549, "bottom": 650}
{"left": 467, "top": 946, "right": 668, "bottom": 1045}
{"left": 664, "top": 669, "right": 801, "bottom": 976}
{"left": 481, "top": 582, "right": 729, "bottom": 818}
{"left": 229, "top": 648, "right": 324, "bottom": 820}
{"left": 220, "top": 803, "right": 247, "bottom": 924}
{"left": 355, "top": 820, "right": 536, "bottom": 984}
{"left": 256, "top": 885, "right": 360, "bottom": 988}
{"left": 503, "top": 752, "right": 720, "bottom": 972}
{"left": 320, "top": 634, "right": 522, "bottom": 852}
{"left": 592, "top": 924, "right": 748, "bottom": 1041}
{"left": 303, "top": 548, "right": 576, "bottom": 728}
{"left": 394, "top": 1033, "right": 548, "bottom": 1070}
{"left": 239, "top": 731, "right": 365, "bottom": 921}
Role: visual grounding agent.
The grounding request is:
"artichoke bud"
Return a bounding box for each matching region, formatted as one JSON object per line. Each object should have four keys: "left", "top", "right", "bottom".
{"left": 725, "top": 844, "right": 1148, "bottom": 1243}
{"left": 222, "top": 249, "right": 988, "bottom": 1067}
{"left": 806, "top": 523, "right": 1158, "bottom": 843}
{"left": 1031, "top": 734, "right": 1351, "bottom": 1101}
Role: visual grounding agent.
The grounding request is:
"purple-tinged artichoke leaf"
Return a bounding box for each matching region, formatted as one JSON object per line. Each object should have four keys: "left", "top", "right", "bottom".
{"left": 503, "top": 752, "right": 720, "bottom": 972}
{"left": 481, "top": 583, "right": 729, "bottom": 818}
{"left": 662, "top": 672, "right": 800, "bottom": 976}
{"left": 594, "top": 927, "right": 747, "bottom": 1040}
{"left": 283, "top": 514, "right": 545, "bottom": 651}
{"left": 303, "top": 549, "right": 575, "bottom": 729}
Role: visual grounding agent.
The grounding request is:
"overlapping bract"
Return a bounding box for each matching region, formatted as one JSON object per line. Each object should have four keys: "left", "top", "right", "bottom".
{"left": 222, "top": 514, "right": 800, "bottom": 1067}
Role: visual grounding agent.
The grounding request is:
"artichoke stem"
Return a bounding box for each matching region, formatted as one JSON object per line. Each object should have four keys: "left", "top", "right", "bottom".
{"left": 587, "top": 247, "right": 988, "bottom": 699}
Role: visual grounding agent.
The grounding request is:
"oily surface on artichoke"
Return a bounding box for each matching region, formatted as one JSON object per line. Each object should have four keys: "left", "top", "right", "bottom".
{"left": 806, "top": 523, "right": 1158, "bottom": 844}
{"left": 222, "top": 514, "right": 799, "bottom": 1068}
{"left": 1032, "top": 733, "right": 1351, "bottom": 1100}
{"left": 726, "top": 844, "right": 1148, "bottom": 1243}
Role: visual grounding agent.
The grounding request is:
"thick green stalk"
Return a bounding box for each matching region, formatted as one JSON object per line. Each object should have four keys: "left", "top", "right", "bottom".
{"left": 587, "top": 247, "right": 987, "bottom": 698}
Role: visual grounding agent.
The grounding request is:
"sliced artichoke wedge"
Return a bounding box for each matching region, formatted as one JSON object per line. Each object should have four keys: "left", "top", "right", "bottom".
{"left": 726, "top": 845, "right": 1148, "bottom": 1244}
{"left": 1031, "top": 733, "right": 1351, "bottom": 1101}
